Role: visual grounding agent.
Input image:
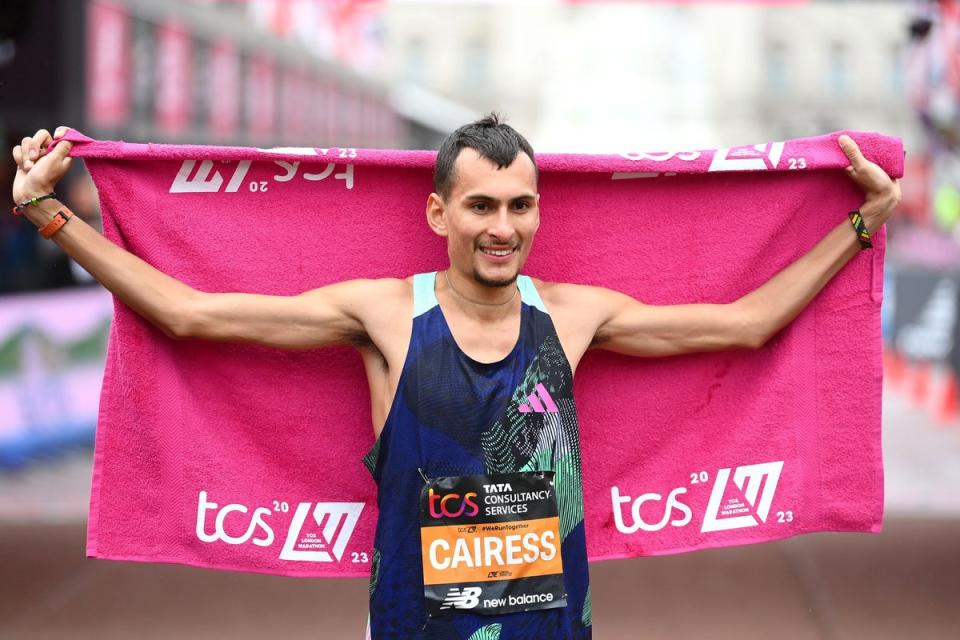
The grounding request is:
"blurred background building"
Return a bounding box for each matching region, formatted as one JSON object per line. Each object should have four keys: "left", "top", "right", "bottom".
{"left": 1, "top": 1, "right": 959, "bottom": 638}
{"left": 0, "top": 0, "right": 941, "bottom": 293}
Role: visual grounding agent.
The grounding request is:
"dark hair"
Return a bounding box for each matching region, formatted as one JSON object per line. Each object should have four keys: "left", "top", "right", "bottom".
{"left": 433, "top": 112, "right": 538, "bottom": 202}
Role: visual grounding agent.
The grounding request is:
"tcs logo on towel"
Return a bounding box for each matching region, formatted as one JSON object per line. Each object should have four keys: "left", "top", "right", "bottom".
{"left": 611, "top": 461, "right": 784, "bottom": 535}
{"left": 612, "top": 142, "right": 787, "bottom": 180}
{"left": 195, "top": 490, "right": 364, "bottom": 563}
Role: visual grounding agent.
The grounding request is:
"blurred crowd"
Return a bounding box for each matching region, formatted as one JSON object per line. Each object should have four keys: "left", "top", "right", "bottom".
{"left": 1, "top": 162, "right": 101, "bottom": 293}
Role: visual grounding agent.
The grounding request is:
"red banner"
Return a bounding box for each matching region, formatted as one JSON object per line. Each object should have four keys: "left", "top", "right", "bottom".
{"left": 208, "top": 39, "right": 239, "bottom": 141}
{"left": 155, "top": 20, "right": 193, "bottom": 136}
{"left": 86, "top": 1, "right": 130, "bottom": 128}
{"left": 281, "top": 66, "right": 309, "bottom": 143}
{"left": 246, "top": 54, "right": 276, "bottom": 143}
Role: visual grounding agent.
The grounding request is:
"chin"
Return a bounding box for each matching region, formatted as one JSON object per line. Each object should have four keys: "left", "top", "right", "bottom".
{"left": 473, "top": 264, "right": 520, "bottom": 288}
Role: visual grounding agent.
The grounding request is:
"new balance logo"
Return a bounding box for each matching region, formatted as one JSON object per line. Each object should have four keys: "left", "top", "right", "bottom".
{"left": 701, "top": 461, "right": 783, "bottom": 533}
{"left": 518, "top": 383, "right": 558, "bottom": 413}
{"left": 440, "top": 586, "right": 481, "bottom": 610}
{"left": 278, "top": 502, "right": 364, "bottom": 562}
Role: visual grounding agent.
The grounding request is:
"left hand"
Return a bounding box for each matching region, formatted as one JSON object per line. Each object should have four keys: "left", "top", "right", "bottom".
{"left": 838, "top": 134, "right": 901, "bottom": 234}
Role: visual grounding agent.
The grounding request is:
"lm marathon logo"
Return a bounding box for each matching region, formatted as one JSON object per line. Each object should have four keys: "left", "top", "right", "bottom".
{"left": 169, "top": 146, "right": 356, "bottom": 194}
{"left": 195, "top": 490, "right": 366, "bottom": 563}
{"left": 612, "top": 142, "right": 788, "bottom": 180}
{"left": 611, "top": 461, "right": 786, "bottom": 535}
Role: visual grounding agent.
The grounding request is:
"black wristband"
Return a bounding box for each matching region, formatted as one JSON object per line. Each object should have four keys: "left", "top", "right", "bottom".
{"left": 12, "top": 192, "right": 57, "bottom": 217}
{"left": 847, "top": 210, "right": 873, "bottom": 249}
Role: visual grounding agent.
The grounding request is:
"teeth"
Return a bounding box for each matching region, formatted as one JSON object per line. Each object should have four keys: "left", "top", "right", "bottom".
{"left": 482, "top": 248, "right": 513, "bottom": 256}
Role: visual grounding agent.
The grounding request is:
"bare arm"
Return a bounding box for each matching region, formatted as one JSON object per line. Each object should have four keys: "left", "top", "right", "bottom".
{"left": 735, "top": 206, "right": 885, "bottom": 348}
{"left": 17, "top": 196, "right": 197, "bottom": 338}
{"left": 583, "top": 135, "right": 901, "bottom": 357}
{"left": 12, "top": 127, "right": 375, "bottom": 348}
{"left": 579, "top": 286, "right": 752, "bottom": 357}
{"left": 737, "top": 135, "right": 900, "bottom": 347}
{"left": 180, "top": 279, "right": 389, "bottom": 348}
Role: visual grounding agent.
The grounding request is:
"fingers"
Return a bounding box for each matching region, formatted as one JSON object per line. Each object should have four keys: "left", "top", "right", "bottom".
{"left": 34, "top": 128, "right": 52, "bottom": 146}
{"left": 837, "top": 134, "right": 866, "bottom": 172}
{"left": 53, "top": 126, "right": 70, "bottom": 138}
{"left": 22, "top": 129, "right": 52, "bottom": 170}
{"left": 49, "top": 139, "right": 73, "bottom": 170}
{"left": 15, "top": 140, "right": 33, "bottom": 173}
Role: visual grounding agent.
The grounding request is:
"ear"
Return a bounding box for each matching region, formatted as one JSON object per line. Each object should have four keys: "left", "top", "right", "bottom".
{"left": 426, "top": 192, "right": 449, "bottom": 237}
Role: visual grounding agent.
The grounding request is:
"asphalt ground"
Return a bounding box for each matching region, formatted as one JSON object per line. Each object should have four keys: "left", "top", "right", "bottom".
{"left": 1, "top": 385, "right": 958, "bottom": 639}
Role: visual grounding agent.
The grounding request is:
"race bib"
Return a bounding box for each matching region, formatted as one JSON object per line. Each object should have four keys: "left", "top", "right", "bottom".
{"left": 419, "top": 470, "right": 567, "bottom": 617}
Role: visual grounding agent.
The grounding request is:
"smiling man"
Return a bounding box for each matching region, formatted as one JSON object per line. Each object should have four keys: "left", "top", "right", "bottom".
{"left": 11, "top": 114, "right": 899, "bottom": 640}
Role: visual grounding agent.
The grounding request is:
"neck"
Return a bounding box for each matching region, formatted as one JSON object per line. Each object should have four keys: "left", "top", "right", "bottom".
{"left": 441, "top": 269, "right": 519, "bottom": 321}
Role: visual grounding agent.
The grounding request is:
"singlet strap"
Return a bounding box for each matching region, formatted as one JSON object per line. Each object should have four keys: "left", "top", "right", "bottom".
{"left": 412, "top": 271, "right": 548, "bottom": 317}
{"left": 412, "top": 272, "right": 439, "bottom": 318}
{"left": 517, "top": 275, "right": 549, "bottom": 315}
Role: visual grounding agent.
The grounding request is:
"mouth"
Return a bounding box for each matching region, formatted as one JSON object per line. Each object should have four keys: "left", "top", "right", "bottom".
{"left": 478, "top": 245, "right": 517, "bottom": 262}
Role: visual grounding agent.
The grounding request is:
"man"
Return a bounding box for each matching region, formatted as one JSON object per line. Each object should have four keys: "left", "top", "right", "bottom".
{"left": 11, "top": 116, "right": 900, "bottom": 639}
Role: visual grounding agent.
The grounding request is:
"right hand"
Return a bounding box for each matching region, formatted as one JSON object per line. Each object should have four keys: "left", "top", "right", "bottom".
{"left": 837, "top": 134, "right": 901, "bottom": 234}
{"left": 11, "top": 126, "right": 73, "bottom": 205}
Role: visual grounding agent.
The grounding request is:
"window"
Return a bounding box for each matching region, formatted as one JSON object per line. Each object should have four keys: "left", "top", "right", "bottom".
{"left": 827, "top": 42, "right": 848, "bottom": 97}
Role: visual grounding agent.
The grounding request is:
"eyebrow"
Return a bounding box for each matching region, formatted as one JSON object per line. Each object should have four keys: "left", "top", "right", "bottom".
{"left": 461, "top": 193, "right": 537, "bottom": 203}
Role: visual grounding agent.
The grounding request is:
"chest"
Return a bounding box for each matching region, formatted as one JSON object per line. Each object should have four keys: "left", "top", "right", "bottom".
{"left": 442, "top": 311, "right": 523, "bottom": 364}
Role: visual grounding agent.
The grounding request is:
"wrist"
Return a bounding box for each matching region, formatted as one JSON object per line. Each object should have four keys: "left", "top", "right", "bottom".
{"left": 14, "top": 185, "right": 56, "bottom": 205}
{"left": 859, "top": 194, "right": 894, "bottom": 234}
{"left": 20, "top": 197, "right": 65, "bottom": 229}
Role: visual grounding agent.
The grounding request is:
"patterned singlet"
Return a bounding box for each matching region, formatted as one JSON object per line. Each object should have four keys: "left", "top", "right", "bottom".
{"left": 362, "top": 271, "right": 592, "bottom": 640}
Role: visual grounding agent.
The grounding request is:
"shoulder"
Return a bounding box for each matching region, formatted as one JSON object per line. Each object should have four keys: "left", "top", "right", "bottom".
{"left": 528, "top": 277, "right": 632, "bottom": 357}
{"left": 529, "top": 276, "right": 624, "bottom": 313}
{"left": 355, "top": 276, "right": 413, "bottom": 309}
{"left": 326, "top": 277, "right": 413, "bottom": 349}
{"left": 334, "top": 276, "right": 412, "bottom": 298}
{"left": 312, "top": 276, "right": 412, "bottom": 322}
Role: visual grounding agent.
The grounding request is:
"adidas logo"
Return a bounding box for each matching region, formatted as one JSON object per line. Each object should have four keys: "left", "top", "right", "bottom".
{"left": 518, "top": 383, "right": 558, "bottom": 413}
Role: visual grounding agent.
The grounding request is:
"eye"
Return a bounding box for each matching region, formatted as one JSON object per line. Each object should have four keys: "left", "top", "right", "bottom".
{"left": 472, "top": 202, "right": 490, "bottom": 212}
{"left": 514, "top": 200, "right": 531, "bottom": 211}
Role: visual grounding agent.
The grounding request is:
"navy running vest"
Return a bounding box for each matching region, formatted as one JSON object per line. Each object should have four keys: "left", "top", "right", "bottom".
{"left": 362, "top": 271, "right": 592, "bottom": 640}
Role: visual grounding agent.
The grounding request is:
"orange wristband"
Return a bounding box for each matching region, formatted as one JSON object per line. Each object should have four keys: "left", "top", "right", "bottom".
{"left": 39, "top": 206, "right": 74, "bottom": 239}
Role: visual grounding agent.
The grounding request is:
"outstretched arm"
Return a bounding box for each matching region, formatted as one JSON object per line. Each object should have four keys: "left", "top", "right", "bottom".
{"left": 735, "top": 135, "right": 899, "bottom": 348}
{"left": 584, "top": 135, "right": 901, "bottom": 358}
{"left": 11, "top": 127, "right": 380, "bottom": 348}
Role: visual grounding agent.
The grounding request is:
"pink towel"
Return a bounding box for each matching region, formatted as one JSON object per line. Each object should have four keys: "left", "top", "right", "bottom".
{"left": 67, "top": 129, "right": 902, "bottom": 577}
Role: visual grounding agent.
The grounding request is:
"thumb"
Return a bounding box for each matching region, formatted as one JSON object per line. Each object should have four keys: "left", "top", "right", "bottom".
{"left": 50, "top": 140, "right": 74, "bottom": 173}
{"left": 50, "top": 139, "right": 72, "bottom": 162}
{"left": 838, "top": 134, "right": 865, "bottom": 171}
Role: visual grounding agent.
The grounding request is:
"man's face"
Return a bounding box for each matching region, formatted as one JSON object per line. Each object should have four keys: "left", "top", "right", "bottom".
{"left": 427, "top": 148, "right": 540, "bottom": 288}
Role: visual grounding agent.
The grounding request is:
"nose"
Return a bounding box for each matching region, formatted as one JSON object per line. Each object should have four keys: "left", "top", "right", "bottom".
{"left": 486, "top": 206, "right": 516, "bottom": 243}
